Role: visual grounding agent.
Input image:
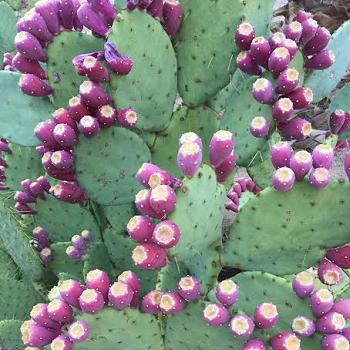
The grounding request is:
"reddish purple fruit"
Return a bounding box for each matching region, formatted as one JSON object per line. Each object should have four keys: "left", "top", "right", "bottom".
{"left": 318, "top": 258, "right": 343, "bottom": 286}
{"left": 66, "top": 245, "right": 83, "bottom": 260}
{"left": 68, "top": 320, "right": 90, "bottom": 343}
{"left": 53, "top": 123, "right": 78, "bottom": 149}
{"left": 312, "top": 144, "right": 334, "bottom": 169}
{"left": 19, "top": 74, "right": 52, "bottom": 97}
{"left": 127, "top": 215, "right": 154, "bottom": 242}
{"left": 270, "top": 141, "right": 293, "bottom": 169}
{"left": 236, "top": 51, "right": 262, "bottom": 75}
{"left": 117, "top": 270, "right": 140, "bottom": 308}
{"left": 78, "top": 115, "right": 100, "bottom": 137}
{"left": 159, "top": 292, "right": 185, "bottom": 314}
{"left": 345, "top": 151, "right": 350, "bottom": 180}
{"left": 235, "top": 22, "right": 255, "bottom": 51}
{"left": 288, "top": 87, "right": 314, "bottom": 109}
{"left": 326, "top": 244, "right": 350, "bottom": 269}
{"left": 132, "top": 243, "right": 167, "bottom": 270}
{"left": 277, "top": 118, "right": 312, "bottom": 141}
{"left": 214, "top": 151, "right": 236, "bottom": 183}
{"left": 87, "top": 0, "right": 116, "bottom": 27}
{"left": 59, "top": 279, "right": 85, "bottom": 307}
{"left": 280, "top": 39, "right": 298, "bottom": 59}
{"left": 86, "top": 269, "right": 110, "bottom": 299}
{"left": 242, "top": 339, "right": 266, "bottom": 350}
{"left": 310, "top": 289, "right": 334, "bottom": 317}
{"left": 32, "top": 227, "right": 50, "bottom": 249}
{"left": 252, "top": 78, "right": 274, "bottom": 105}
{"left": 21, "top": 320, "right": 59, "bottom": 347}
{"left": 79, "top": 80, "right": 111, "bottom": 108}
{"left": 254, "top": 303, "right": 279, "bottom": 329}
{"left": 140, "top": 290, "right": 163, "bottom": 314}
{"left": 14, "top": 31, "right": 47, "bottom": 61}
{"left": 57, "top": 0, "right": 75, "bottom": 30}
{"left": 269, "top": 332, "right": 301, "bottom": 350}
{"left": 331, "top": 299, "right": 350, "bottom": 320}
{"left": 276, "top": 68, "right": 300, "bottom": 95}
{"left": 229, "top": 313, "right": 255, "bottom": 339}
{"left": 136, "top": 163, "right": 162, "bottom": 188}
{"left": 147, "top": 0, "right": 164, "bottom": 20}
{"left": 52, "top": 108, "right": 77, "bottom": 131}
{"left": 268, "top": 47, "right": 291, "bottom": 78}
{"left": 316, "top": 312, "right": 346, "bottom": 334}
{"left": 179, "top": 132, "right": 202, "bottom": 148}
{"left": 30, "top": 303, "right": 61, "bottom": 330}
{"left": 79, "top": 288, "right": 105, "bottom": 313}
{"left": 15, "top": 191, "right": 36, "bottom": 204}
{"left": 299, "top": 18, "right": 318, "bottom": 47}
{"left": 177, "top": 276, "right": 201, "bottom": 301}
{"left": 12, "top": 53, "right": 47, "bottom": 79}
{"left": 71, "top": 234, "right": 87, "bottom": 251}
{"left": 47, "top": 299, "right": 73, "bottom": 324}
{"left": 304, "top": 49, "right": 335, "bottom": 70}
{"left": 35, "top": 0, "right": 61, "bottom": 35}
{"left": 249, "top": 36, "right": 271, "bottom": 69}
{"left": 117, "top": 108, "right": 138, "bottom": 128}
{"left": 330, "top": 109, "right": 346, "bottom": 135}
{"left": 50, "top": 335, "right": 73, "bottom": 350}
{"left": 215, "top": 279, "right": 239, "bottom": 306}
{"left": 309, "top": 168, "right": 331, "bottom": 189}
{"left": 104, "top": 41, "right": 133, "bottom": 75}
{"left": 82, "top": 56, "right": 109, "bottom": 83}
{"left": 96, "top": 105, "right": 117, "bottom": 127}
{"left": 250, "top": 116, "right": 270, "bottom": 138}
{"left": 283, "top": 21, "right": 303, "bottom": 42}
{"left": 209, "top": 130, "right": 234, "bottom": 167}
{"left": 321, "top": 334, "right": 350, "bottom": 350}
{"left": 149, "top": 184, "right": 176, "bottom": 215}
{"left": 108, "top": 281, "right": 134, "bottom": 310}
{"left": 51, "top": 150, "right": 74, "bottom": 170}
{"left": 77, "top": 3, "right": 109, "bottom": 37}
{"left": 272, "top": 98, "right": 294, "bottom": 122}
{"left": 290, "top": 151, "right": 312, "bottom": 180}
{"left": 272, "top": 167, "right": 295, "bottom": 192}
{"left": 203, "top": 303, "right": 230, "bottom": 326}
{"left": 268, "top": 32, "right": 286, "bottom": 51}
{"left": 152, "top": 220, "right": 180, "bottom": 249}
{"left": 292, "top": 316, "right": 316, "bottom": 337}
{"left": 68, "top": 96, "right": 89, "bottom": 122}
{"left": 303, "top": 27, "right": 331, "bottom": 56}
{"left": 135, "top": 189, "right": 163, "bottom": 219}
{"left": 162, "top": 0, "right": 184, "bottom": 39}
{"left": 51, "top": 182, "right": 85, "bottom": 204}
{"left": 293, "top": 10, "right": 312, "bottom": 23}
{"left": 177, "top": 142, "right": 202, "bottom": 178}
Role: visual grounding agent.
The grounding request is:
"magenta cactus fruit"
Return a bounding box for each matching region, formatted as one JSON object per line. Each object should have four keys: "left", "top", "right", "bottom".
{"left": 303, "top": 27, "right": 331, "bottom": 56}
{"left": 79, "top": 80, "right": 111, "bottom": 108}
{"left": 214, "top": 151, "right": 236, "bottom": 183}
{"left": 277, "top": 118, "right": 312, "bottom": 141}
{"left": 66, "top": 245, "right": 82, "bottom": 260}
{"left": 147, "top": 0, "right": 164, "bottom": 20}
{"left": 203, "top": 303, "right": 230, "bottom": 326}
{"left": 292, "top": 316, "right": 316, "bottom": 337}
{"left": 39, "top": 247, "right": 52, "bottom": 264}
{"left": 117, "top": 108, "right": 138, "bottom": 128}
{"left": 96, "top": 105, "right": 117, "bottom": 127}
{"left": 140, "top": 290, "right": 163, "bottom": 314}
{"left": 19, "top": 74, "right": 52, "bottom": 97}
{"left": 252, "top": 78, "right": 274, "bottom": 105}
{"left": 14, "top": 31, "right": 47, "bottom": 61}
{"left": 78, "top": 115, "right": 100, "bottom": 137}
{"left": 305, "top": 49, "right": 335, "bottom": 70}
{"left": 177, "top": 142, "right": 202, "bottom": 178}
{"left": 209, "top": 130, "right": 234, "bottom": 167}
{"left": 149, "top": 184, "right": 176, "bottom": 215}
{"left": 53, "top": 123, "right": 77, "bottom": 149}
{"left": 68, "top": 320, "right": 90, "bottom": 343}
{"left": 331, "top": 299, "right": 350, "bottom": 320}
{"left": 15, "top": 191, "right": 36, "bottom": 203}
{"left": 309, "top": 167, "right": 331, "bottom": 189}
{"left": 326, "top": 244, "right": 350, "bottom": 269}
{"left": 276, "top": 68, "right": 300, "bottom": 95}
{"left": 21, "top": 178, "right": 33, "bottom": 193}
{"left": 270, "top": 141, "right": 293, "bottom": 169}
{"left": 50, "top": 335, "right": 73, "bottom": 350}
{"left": 249, "top": 36, "right": 271, "bottom": 68}
{"left": 343, "top": 328, "right": 350, "bottom": 341}
{"left": 318, "top": 258, "right": 343, "bottom": 285}
{"left": 136, "top": 163, "right": 162, "bottom": 187}
{"left": 12, "top": 53, "right": 47, "bottom": 79}
{"left": 316, "top": 312, "right": 346, "bottom": 334}
{"left": 280, "top": 39, "right": 298, "bottom": 59}
{"left": 152, "top": 220, "right": 180, "bottom": 248}
{"left": 81, "top": 229, "right": 92, "bottom": 242}
{"left": 242, "top": 339, "right": 266, "bottom": 350}
{"left": 47, "top": 299, "right": 73, "bottom": 324}
{"left": 235, "top": 22, "right": 255, "bottom": 50}
{"left": 77, "top": 3, "right": 108, "bottom": 37}
{"left": 87, "top": 0, "right": 116, "bottom": 26}
{"left": 159, "top": 292, "right": 185, "bottom": 314}
{"left": 269, "top": 332, "right": 301, "bottom": 350}
{"left": 268, "top": 32, "right": 286, "bottom": 51}
{"left": 272, "top": 167, "right": 295, "bottom": 192}
{"left": 132, "top": 243, "right": 167, "bottom": 269}
{"left": 51, "top": 150, "right": 74, "bottom": 170}
{"left": 215, "top": 279, "right": 239, "bottom": 306}
{"left": 35, "top": 0, "right": 61, "bottom": 35}
{"left": 21, "top": 320, "right": 59, "bottom": 347}
{"left": 289, "top": 151, "right": 312, "bottom": 180}
{"left": 59, "top": 279, "right": 85, "bottom": 307}
{"left": 138, "top": 0, "right": 153, "bottom": 10}
{"left": 81, "top": 55, "right": 109, "bottom": 83}
{"left": 250, "top": 116, "right": 270, "bottom": 138}
{"left": 236, "top": 51, "right": 262, "bottom": 75}
{"left": 117, "top": 270, "right": 140, "bottom": 307}
{"left": 51, "top": 182, "right": 85, "bottom": 204}
{"left": 68, "top": 96, "right": 89, "bottom": 122}
{"left": 299, "top": 18, "right": 319, "bottom": 46}
{"left": 345, "top": 151, "right": 350, "bottom": 180}
{"left": 272, "top": 98, "right": 294, "bottom": 122}
{"left": 287, "top": 87, "right": 313, "bottom": 109}
{"left": 321, "top": 334, "right": 350, "bottom": 350}
{"left": 108, "top": 281, "right": 134, "bottom": 310}
{"left": 268, "top": 47, "right": 291, "bottom": 77}
{"left": 254, "top": 303, "right": 279, "bottom": 329}
{"left": 292, "top": 271, "right": 314, "bottom": 299}
{"left": 283, "top": 21, "right": 303, "bottom": 42}
{"left": 177, "top": 276, "right": 201, "bottom": 301}
{"left": 104, "top": 41, "right": 134, "bottom": 75}
{"left": 162, "top": 0, "right": 183, "bottom": 39}
{"left": 71, "top": 234, "right": 87, "bottom": 251}
{"left": 127, "top": 215, "right": 154, "bottom": 242}
{"left": 57, "top": 0, "right": 75, "bottom": 30}
{"left": 15, "top": 202, "right": 36, "bottom": 214}
{"left": 229, "top": 313, "right": 255, "bottom": 339}
{"left": 86, "top": 269, "right": 110, "bottom": 299}
{"left": 30, "top": 304, "right": 61, "bottom": 330}
{"left": 78, "top": 288, "right": 105, "bottom": 313}
{"left": 179, "top": 132, "right": 203, "bottom": 148}
{"left": 52, "top": 108, "right": 78, "bottom": 131}
{"left": 310, "top": 289, "right": 334, "bottom": 317}
{"left": 293, "top": 9, "right": 312, "bottom": 23}
{"left": 330, "top": 109, "right": 346, "bottom": 135}
{"left": 32, "top": 227, "right": 50, "bottom": 249}
{"left": 135, "top": 189, "right": 163, "bottom": 219}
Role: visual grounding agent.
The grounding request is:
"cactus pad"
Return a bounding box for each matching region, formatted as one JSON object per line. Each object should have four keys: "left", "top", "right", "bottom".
{"left": 104, "top": 202, "right": 135, "bottom": 232}
{"left": 0, "top": 320, "right": 22, "bottom": 350}
{"left": 0, "top": 2, "right": 16, "bottom": 56}
{"left": 83, "top": 242, "right": 114, "bottom": 277}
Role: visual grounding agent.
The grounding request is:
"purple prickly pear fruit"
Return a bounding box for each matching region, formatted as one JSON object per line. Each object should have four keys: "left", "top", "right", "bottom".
{"left": 96, "top": 105, "right": 117, "bottom": 127}
{"left": 53, "top": 123, "right": 78, "bottom": 149}
{"left": 71, "top": 234, "right": 87, "bottom": 251}
{"left": 117, "top": 108, "right": 138, "bottom": 128}
{"left": 16, "top": 9, "right": 53, "bottom": 42}
{"left": 235, "top": 22, "right": 255, "bottom": 51}
{"left": 0, "top": 140, "right": 10, "bottom": 153}
{"left": 276, "top": 68, "right": 300, "bottom": 95}
{"left": 30, "top": 304, "right": 61, "bottom": 330}
{"left": 20, "top": 179, "right": 33, "bottom": 193}
{"left": 87, "top": 0, "right": 116, "bottom": 27}
{"left": 272, "top": 167, "right": 295, "bottom": 192}
{"left": 215, "top": 279, "right": 239, "bottom": 306}
{"left": 132, "top": 243, "right": 167, "bottom": 270}
{"left": 78, "top": 115, "right": 100, "bottom": 137}
{"left": 117, "top": 270, "right": 140, "bottom": 308}
{"left": 140, "top": 290, "right": 163, "bottom": 314}
{"left": 229, "top": 313, "right": 255, "bottom": 338}
{"left": 179, "top": 132, "right": 203, "bottom": 148}
{"left": 152, "top": 220, "right": 180, "bottom": 249}
{"left": 203, "top": 303, "right": 230, "bottom": 326}
{"left": 19, "top": 74, "right": 52, "bottom": 97}
{"left": 68, "top": 320, "right": 90, "bottom": 343}
{"left": 292, "top": 316, "right": 316, "bottom": 337}
{"left": 14, "top": 191, "right": 36, "bottom": 203}
{"left": 82, "top": 56, "right": 109, "bottom": 83}
{"left": 147, "top": 0, "right": 164, "bottom": 20}
{"left": 304, "top": 49, "right": 335, "bottom": 70}
{"left": 209, "top": 130, "right": 234, "bottom": 167}
{"left": 215, "top": 151, "right": 236, "bottom": 183}
{"left": 136, "top": 163, "right": 162, "bottom": 187}
{"left": 252, "top": 78, "right": 274, "bottom": 105}
{"left": 318, "top": 258, "right": 343, "bottom": 286}
{"left": 268, "top": 32, "right": 286, "bottom": 51}
{"left": 268, "top": 47, "right": 291, "bottom": 78}
{"left": 37, "top": 176, "right": 51, "bottom": 192}
{"left": 283, "top": 21, "right": 303, "bottom": 42}
{"left": 135, "top": 189, "right": 163, "bottom": 219}
{"left": 15, "top": 32, "right": 47, "bottom": 62}
{"left": 303, "top": 27, "right": 331, "bottom": 56}
{"left": 40, "top": 247, "right": 52, "bottom": 264}
{"left": 312, "top": 144, "right": 334, "bottom": 169}
{"left": 226, "top": 201, "right": 239, "bottom": 213}
{"left": 29, "top": 182, "right": 45, "bottom": 199}
{"left": 148, "top": 170, "right": 172, "bottom": 189}
{"left": 34, "top": 120, "right": 59, "bottom": 150}
{"left": 3, "top": 52, "right": 12, "bottom": 66}
{"left": 316, "top": 312, "right": 346, "bottom": 334}
{"left": 77, "top": 3, "right": 108, "bottom": 37}
{"left": 330, "top": 110, "right": 346, "bottom": 135}
{"left": 57, "top": 0, "right": 75, "bottom": 30}
{"left": 270, "top": 141, "right": 293, "bottom": 169}
{"left": 310, "top": 289, "right": 334, "bottom": 317}
{"left": 138, "top": 0, "right": 152, "bottom": 9}
{"left": 59, "top": 279, "right": 85, "bottom": 307}
{"left": 277, "top": 118, "right": 312, "bottom": 141}
{"left": 68, "top": 96, "right": 89, "bottom": 122}
{"left": 86, "top": 269, "right": 110, "bottom": 300}
{"left": 159, "top": 292, "right": 185, "bottom": 314}
{"left": 177, "top": 276, "right": 201, "bottom": 301}
{"left": 242, "top": 339, "right": 266, "bottom": 350}
{"left": 177, "top": 142, "right": 202, "bottom": 178}
{"left": 21, "top": 320, "right": 59, "bottom": 347}
{"left": 51, "top": 335, "right": 73, "bottom": 350}
{"left": 47, "top": 299, "right": 73, "bottom": 324}
{"left": 293, "top": 9, "right": 312, "bottom": 23}
{"left": 12, "top": 53, "right": 47, "bottom": 79}
{"left": 321, "top": 334, "right": 350, "bottom": 350}
{"left": 290, "top": 151, "right": 312, "bottom": 180}
{"left": 51, "top": 182, "right": 86, "bottom": 204}
{"left": 79, "top": 80, "right": 111, "bottom": 108}
{"left": 269, "top": 332, "right": 301, "bottom": 350}
{"left": 127, "top": 215, "right": 154, "bottom": 242}
{"left": 326, "top": 244, "right": 350, "bottom": 269}
{"left": 250, "top": 116, "right": 270, "bottom": 138}
{"left": 280, "top": 39, "right": 298, "bottom": 59}
{"left": 162, "top": 0, "right": 183, "bottom": 39}
{"left": 36, "top": 145, "right": 48, "bottom": 155}
{"left": 32, "top": 227, "right": 50, "bottom": 248}
{"left": 309, "top": 168, "right": 331, "bottom": 189}
{"left": 344, "top": 328, "right": 350, "bottom": 341}
{"left": 331, "top": 299, "right": 350, "bottom": 320}
{"left": 51, "top": 150, "right": 74, "bottom": 170}
{"left": 127, "top": 0, "right": 138, "bottom": 10}
{"left": 299, "top": 18, "right": 318, "bottom": 47}
{"left": 66, "top": 245, "right": 83, "bottom": 260}
{"left": 52, "top": 108, "right": 78, "bottom": 132}
{"left": 81, "top": 229, "right": 92, "bottom": 242}
{"left": 288, "top": 87, "right": 313, "bottom": 109}
{"left": 15, "top": 202, "right": 36, "bottom": 214}
{"left": 340, "top": 112, "right": 350, "bottom": 135}
{"left": 35, "top": 0, "right": 61, "bottom": 35}
{"left": 149, "top": 184, "right": 176, "bottom": 215}
{"left": 236, "top": 51, "right": 262, "bottom": 75}
{"left": 104, "top": 41, "right": 133, "bottom": 75}
{"left": 254, "top": 303, "right": 279, "bottom": 329}
{"left": 79, "top": 288, "right": 105, "bottom": 313}
{"left": 249, "top": 36, "right": 271, "bottom": 69}
{"left": 108, "top": 281, "right": 134, "bottom": 310}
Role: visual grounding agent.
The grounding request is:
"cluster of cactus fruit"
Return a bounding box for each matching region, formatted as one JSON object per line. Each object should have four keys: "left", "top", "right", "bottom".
{"left": 1, "top": 0, "right": 350, "bottom": 349}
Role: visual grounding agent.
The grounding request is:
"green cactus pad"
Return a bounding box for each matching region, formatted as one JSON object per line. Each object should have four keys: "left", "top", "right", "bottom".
{"left": 83, "top": 242, "right": 114, "bottom": 277}
{"left": 304, "top": 21, "right": 350, "bottom": 103}
{"left": 156, "top": 259, "right": 189, "bottom": 292}
{"left": 0, "top": 320, "right": 22, "bottom": 350}
{"left": 0, "top": 71, "right": 53, "bottom": 146}
{"left": 109, "top": 10, "right": 177, "bottom": 131}
{"left": 104, "top": 202, "right": 135, "bottom": 232}
{"left": 0, "top": 242, "right": 19, "bottom": 279}
{"left": 75, "top": 127, "right": 151, "bottom": 206}
{"left": 34, "top": 195, "right": 100, "bottom": 242}
{"left": 222, "top": 181, "right": 350, "bottom": 275}
{"left": 75, "top": 307, "right": 163, "bottom": 350}
{"left": 4, "top": 143, "right": 43, "bottom": 190}
{"left": 152, "top": 105, "right": 219, "bottom": 177}
{"left": 47, "top": 32, "right": 104, "bottom": 108}
{"left": 0, "top": 2, "right": 16, "bottom": 55}
{"left": 247, "top": 157, "right": 274, "bottom": 189}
